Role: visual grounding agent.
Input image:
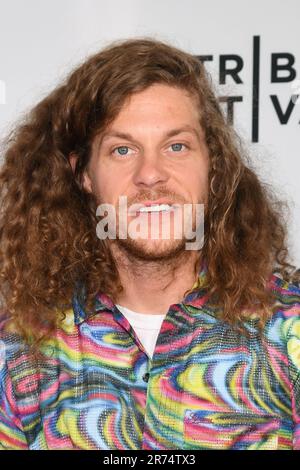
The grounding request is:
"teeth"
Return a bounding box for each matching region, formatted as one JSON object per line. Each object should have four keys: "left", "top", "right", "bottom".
{"left": 139, "top": 204, "right": 173, "bottom": 213}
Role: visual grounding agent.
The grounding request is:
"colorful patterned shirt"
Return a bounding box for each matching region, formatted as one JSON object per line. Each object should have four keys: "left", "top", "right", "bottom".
{"left": 0, "top": 267, "right": 300, "bottom": 450}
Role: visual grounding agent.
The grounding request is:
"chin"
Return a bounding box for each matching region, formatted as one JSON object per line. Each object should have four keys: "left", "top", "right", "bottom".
{"left": 117, "top": 237, "right": 187, "bottom": 261}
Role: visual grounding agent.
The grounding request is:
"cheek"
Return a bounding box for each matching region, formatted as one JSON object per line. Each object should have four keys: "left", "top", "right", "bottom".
{"left": 197, "top": 157, "right": 209, "bottom": 198}
{"left": 88, "top": 162, "right": 111, "bottom": 200}
{"left": 179, "top": 160, "right": 209, "bottom": 201}
{"left": 92, "top": 164, "right": 129, "bottom": 205}
{"left": 94, "top": 179, "right": 113, "bottom": 204}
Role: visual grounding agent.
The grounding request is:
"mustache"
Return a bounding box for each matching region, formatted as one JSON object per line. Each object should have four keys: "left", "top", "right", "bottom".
{"left": 126, "top": 190, "right": 186, "bottom": 206}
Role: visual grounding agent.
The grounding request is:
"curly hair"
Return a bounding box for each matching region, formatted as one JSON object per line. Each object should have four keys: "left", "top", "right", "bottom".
{"left": 0, "top": 36, "right": 298, "bottom": 346}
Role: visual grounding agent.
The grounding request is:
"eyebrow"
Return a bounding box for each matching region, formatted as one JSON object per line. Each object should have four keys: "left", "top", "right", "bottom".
{"left": 99, "top": 125, "right": 201, "bottom": 145}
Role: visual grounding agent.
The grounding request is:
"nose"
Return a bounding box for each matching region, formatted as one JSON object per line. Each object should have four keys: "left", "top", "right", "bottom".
{"left": 132, "top": 150, "right": 169, "bottom": 188}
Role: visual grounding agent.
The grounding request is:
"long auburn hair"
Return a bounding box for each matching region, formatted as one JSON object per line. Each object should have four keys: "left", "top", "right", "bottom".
{"left": 0, "top": 37, "right": 298, "bottom": 346}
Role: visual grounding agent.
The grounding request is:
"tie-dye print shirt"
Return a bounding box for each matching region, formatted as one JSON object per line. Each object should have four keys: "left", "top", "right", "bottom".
{"left": 0, "top": 268, "right": 300, "bottom": 450}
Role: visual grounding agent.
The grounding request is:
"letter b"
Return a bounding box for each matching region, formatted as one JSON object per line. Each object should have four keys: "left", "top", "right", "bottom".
{"left": 271, "top": 53, "right": 296, "bottom": 83}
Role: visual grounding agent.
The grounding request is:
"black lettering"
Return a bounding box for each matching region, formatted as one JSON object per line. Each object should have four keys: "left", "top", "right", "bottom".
{"left": 219, "top": 96, "right": 243, "bottom": 125}
{"left": 219, "top": 55, "right": 244, "bottom": 84}
{"left": 196, "top": 55, "right": 213, "bottom": 64}
{"left": 270, "top": 95, "right": 296, "bottom": 124}
{"left": 271, "top": 53, "right": 297, "bottom": 82}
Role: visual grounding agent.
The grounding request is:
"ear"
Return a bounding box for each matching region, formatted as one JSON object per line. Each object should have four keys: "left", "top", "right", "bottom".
{"left": 82, "top": 171, "right": 93, "bottom": 194}
{"left": 68, "top": 152, "right": 78, "bottom": 174}
{"left": 68, "top": 152, "right": 93, "bottom": 193}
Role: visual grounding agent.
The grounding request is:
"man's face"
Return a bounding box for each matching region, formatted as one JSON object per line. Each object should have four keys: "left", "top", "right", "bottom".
{"left": 83, "top": 83, "right": 209, "bottom": 260}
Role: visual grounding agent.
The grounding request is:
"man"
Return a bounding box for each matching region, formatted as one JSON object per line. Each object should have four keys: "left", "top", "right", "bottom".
{"left": 0, "top": 37, "right": 299, "bottom": 450}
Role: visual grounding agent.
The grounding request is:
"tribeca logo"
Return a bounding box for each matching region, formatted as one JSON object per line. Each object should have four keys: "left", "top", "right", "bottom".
{"left": 197, "top": 36, "right": 299, "bottom": 142}
{"left": 95, "top": 196, "right": 204, "bottom": 251}
{"left": 0, "top": 80, "right": 6, "bottom": 104}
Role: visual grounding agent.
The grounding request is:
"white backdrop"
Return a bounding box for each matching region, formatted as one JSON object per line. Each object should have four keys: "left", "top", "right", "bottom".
{"left": 0, "top": 0, "right": 299, "bottom": 266}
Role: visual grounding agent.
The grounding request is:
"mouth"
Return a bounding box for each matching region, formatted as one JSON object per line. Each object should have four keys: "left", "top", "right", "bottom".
{"left": 128, "top": 200, "right": 178, "bottom": 215}
{"left": 138, "top": 203, "right": 175, "bottom": 213}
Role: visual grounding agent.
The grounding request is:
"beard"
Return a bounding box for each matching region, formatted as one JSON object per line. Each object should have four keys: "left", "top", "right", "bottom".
{"left": 115, "top": 231, "right": 188, "bottom": 261}
{"left": 113, "top": 204, "right": 202, "bottom": 262}
{"left": 95, "top": 189, "right": 204, "bottom": 264}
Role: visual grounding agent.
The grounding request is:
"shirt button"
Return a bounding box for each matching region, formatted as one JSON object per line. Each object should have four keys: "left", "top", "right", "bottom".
{"left": 142, "top": 372, "right": 150, "bottom": 383}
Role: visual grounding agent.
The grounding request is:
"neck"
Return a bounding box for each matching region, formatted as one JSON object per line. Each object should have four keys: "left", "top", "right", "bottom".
{"left": 110, "top": 244, "right": 201, "bottom": 314}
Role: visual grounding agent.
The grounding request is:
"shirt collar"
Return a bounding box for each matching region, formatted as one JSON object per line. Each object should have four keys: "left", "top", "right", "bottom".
{"left": 72, "top": 260, "right": 209, "bottom": 326}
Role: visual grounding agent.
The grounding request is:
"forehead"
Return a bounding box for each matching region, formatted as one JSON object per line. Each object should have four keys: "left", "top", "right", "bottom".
{"left": 100, "top": 84, "right": 201, "bottom": 137}
{"left": 118, "top": 83, "right": 199, "bottom": 114}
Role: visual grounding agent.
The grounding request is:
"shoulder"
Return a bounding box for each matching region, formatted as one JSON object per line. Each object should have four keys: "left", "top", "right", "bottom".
{"left": 267, "top": 273, "right": 300, "bottom": 326}
{"left": 0, "top": 315, "right": 35, "bottom": 386}
{"left": 266, "top": 272, "right": 300, "bottom": 320}
{"left": 268, "top": 272, "right": 300, "bottom": 307}
{"left": 265, "top": 274, "right": 300, "bottom": 377}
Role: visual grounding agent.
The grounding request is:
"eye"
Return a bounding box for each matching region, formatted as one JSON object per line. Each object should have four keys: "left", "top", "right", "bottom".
{"left": 169, "top": 143, "right": 188, "bottom": 152}
{"left": 112, "top": 146, "right": 134, "bottom": 157}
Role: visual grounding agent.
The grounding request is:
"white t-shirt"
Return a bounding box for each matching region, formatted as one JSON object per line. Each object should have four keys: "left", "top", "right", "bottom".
{"left": 116, "top": 304, "right": 166, "bottom": 358}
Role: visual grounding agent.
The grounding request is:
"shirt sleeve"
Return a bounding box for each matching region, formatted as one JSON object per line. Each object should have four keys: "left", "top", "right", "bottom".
{"left": 286, "top": 308, "right": 300, "bottom": 450}
{"left": 0, "top": 342, "right": 28, "bottom": 450}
